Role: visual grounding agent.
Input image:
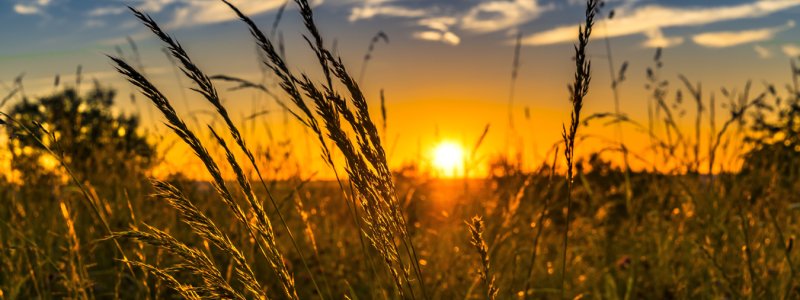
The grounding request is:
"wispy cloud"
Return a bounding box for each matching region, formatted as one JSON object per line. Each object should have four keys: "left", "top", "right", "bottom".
{"left": 418, "top": 17, "right": 456, "bottom": 32}
{"left": 93, "top": 0, "right": 290, "bottom": 46}
{"left": 14, "top": 4, "right": 41, "bottom": 15}
{"left": 413, "top": 30, "right": 460, "bottom": 45}
{"left": 168, "top": 0, "right": 286, "bottom": 28}
{"left": 522, "top": 0, "right": 800, "bottom": 46}
{"left": 347, "top": 0, "right": 551, "bottom": 45}
{"left": 782, "top": 44, "right": 800, "bottom": 57}
{"left": 413, "top": 17, "right": 460, "bottom": 45}
{"left": 460, "top": 0, "right": 553, "bottom": 33}
{"left": 136, "top": 0, "right": 178, "bottom": 13}
{"left": 349, "top": 0, "right": 429, "bottom": 22}
{"left": 87, "top": 6, "right": 127, "bottom": 17}
{"left": 754, "top": 45, "right": 772, "bottom": 58}
{"left": 91, "top": 0, "right": 287, "bottom": 28}
{"left": 13, "top": 0, "right": 52, "bottom": 16}
{"left": 642, "top": 28, "right": 684, "bottom": 48}
{"left": 692, "top": 21, "right": 795, "bottom": 48}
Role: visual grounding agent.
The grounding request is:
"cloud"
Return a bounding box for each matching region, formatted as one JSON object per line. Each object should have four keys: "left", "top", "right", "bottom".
{"left": 166, "top": 0, "right": 286, "bottom": 28}
{"left": 418, "top": 17, "right": 457, "bottom": 32}
{"left": 782, "top": 44, "right": 800, "bottom": 57}
{"left": 13, "top": 0, "right": 53, "bottom": 15}
{"left": 413, "top": 30, "right": 460, "bottom": 45}
{"left": 522, "top": 0, "right": 800, "bottom": 46}
{"left": 136, "top": 0, "right": 177, "bottom": 13}
{"left": 460, "top": 0, "right": 553, "bottom": 33}
{"left": 349, "top": 0, "right": 429, "bottom": 22}
{"left": 88, "top": 6, "right": 127, "bottom": 17}
{"left": 97, "top": 0, "right": 287, "bottom": 45}
{"left": 117, "top": 0, "right": 287, "bottom": 28}
{"left": 412, "top": 17, "right": 460, "bottom": 45}
{"left": 642, "top": 28, "right": 683, "bottom": 48}
{"left": 346, "top": 0, "right": 551, "bottom": 45}
{"left": 754, "top": 45, "right": 772, "bottom": 58}
{"left": 692, "top": 20, "right": 795, "bottom": 48}
{"left": 14, "top": 4, "right": 41, "bottom": 15}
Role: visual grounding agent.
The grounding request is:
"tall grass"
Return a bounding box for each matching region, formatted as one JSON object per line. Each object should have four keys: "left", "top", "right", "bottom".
{"left": 109, "top": 5, "right": 307, "bottom": 297}
{"left": 467, "top": 216, "right": 498, "bottom": 300}
{"left": 3, "top": 0, "right": 800, "bottom": 299}
{"left": 106, "top": 0, "right": 430, "bottom": 298}
{"left": 560, "top": 0, "right": 598, "bottom": 298}
{"left": 225, "top": 0, "right": 430, "bottom": 297}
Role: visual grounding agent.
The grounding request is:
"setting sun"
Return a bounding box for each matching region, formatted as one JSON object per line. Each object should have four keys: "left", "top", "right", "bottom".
{"left": 432, "top": 141, "right": 464, "bottom": 177}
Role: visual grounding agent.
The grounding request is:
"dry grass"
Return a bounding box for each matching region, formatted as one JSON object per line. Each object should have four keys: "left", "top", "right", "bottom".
{"left": 2, "top": 0, "right": 800, "bottom": 299}
{"left": 467, "top": 216, "right": 498, "bottom": 300}
{"left": 560, "top": 1, "right": 598, "bottom": 297}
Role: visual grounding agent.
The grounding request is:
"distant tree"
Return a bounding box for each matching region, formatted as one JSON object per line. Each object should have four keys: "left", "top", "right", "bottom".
{"left": 4, "top": 83, "right": 155, "bottom": 185}
{"left": 741, "top": 82, "right": 800, "bottom": 189}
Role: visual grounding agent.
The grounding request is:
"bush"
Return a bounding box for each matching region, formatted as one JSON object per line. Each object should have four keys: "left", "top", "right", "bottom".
{"left": 5, "top": 84, "right": 155, "bottom": 185}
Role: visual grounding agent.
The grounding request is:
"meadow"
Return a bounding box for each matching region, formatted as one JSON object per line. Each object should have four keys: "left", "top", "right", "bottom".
{"left": 2, "top": 0, "right": 800, "bottom": 299}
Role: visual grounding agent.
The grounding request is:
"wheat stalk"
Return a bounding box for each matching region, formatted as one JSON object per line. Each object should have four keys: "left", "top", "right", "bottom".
{"left": 151, "top": 180, "right": 264, "bottom": 298}
{"left": 560, "top": 0, "right": 598, "bottom": 298}
{"left": 222, "top": 0, "right": 428, "bottom": 297}
{"left": 111, "top": 224, "right": 244, "bottom": 299}
{"left": 467, "top": 216, "right": 498, "bottom": 300}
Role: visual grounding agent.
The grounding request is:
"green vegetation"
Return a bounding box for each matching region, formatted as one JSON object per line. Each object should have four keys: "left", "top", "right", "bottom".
{"left": 4, "top": 85, "right": 154, "bottom": 185}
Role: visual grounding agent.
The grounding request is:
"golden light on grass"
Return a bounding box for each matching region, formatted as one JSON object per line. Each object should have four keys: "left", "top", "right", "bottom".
{"left": 39, "top": 154, "right": 59, "bottom": 170}
{"left": 432, "top": 141, "right": 464, "bottom": 177}
{"left": 4, "top": 0, "right": 798, "bottom": 298}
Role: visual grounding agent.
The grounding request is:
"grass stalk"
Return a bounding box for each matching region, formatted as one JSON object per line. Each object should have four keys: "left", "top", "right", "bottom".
{"left": 222, "top": 0, "right": 428, "bottom": 297}
{"left": 523, "top": 147, "right": 559, "bottom": 299}
{"left": 560, "top": 1, "right": 598, "bottom": 298}
{"left": 467, "top": 216, "right": 499, "bottom": 300}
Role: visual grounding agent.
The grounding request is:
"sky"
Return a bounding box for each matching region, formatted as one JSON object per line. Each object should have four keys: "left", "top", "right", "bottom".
{"left": 2, "top": 0, "right": 800, "bottom": 177}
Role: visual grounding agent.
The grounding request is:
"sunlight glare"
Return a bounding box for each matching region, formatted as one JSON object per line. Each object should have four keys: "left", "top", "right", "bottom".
{"left": 432, "top": 141, "right": 464, "bottom": 177}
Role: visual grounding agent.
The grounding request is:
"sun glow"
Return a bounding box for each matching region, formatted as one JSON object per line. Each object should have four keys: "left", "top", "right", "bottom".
{"left": 432, "top": 141, "right": 464, "bottom": 177}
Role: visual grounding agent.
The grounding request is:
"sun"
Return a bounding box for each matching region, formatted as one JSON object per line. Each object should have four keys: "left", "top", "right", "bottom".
{"left": 432, "top": 141, "right": 464, "bottom": 177}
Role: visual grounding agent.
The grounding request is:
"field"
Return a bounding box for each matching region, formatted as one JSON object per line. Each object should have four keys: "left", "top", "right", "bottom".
{"left": 2, "top": 0, "right": 800, "bottom": 299}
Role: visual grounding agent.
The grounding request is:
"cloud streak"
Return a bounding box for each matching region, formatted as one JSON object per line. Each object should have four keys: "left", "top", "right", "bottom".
{"left": 14, "top": 4, "right": 41, "bottom": 15}
{"left": 692, "top": 21, "right": 795, "bottom": 48}
{"left": 754, "top": 45, "right": 772, "bottom": 58}
{"left": 783, "top": 44, "right": 800, "bottom": 57}
{"left": 522, "top": 0, "right": 800, "bottom": 46}
{"left": 95, "top": 0, "right": 289, "bottom": 28}
{"left": 346, "top": 0, "right": 551, "bottom": 45}
{"left": 87, "top": 6, "right": 127, "bottom": 17}
{"left": 460, "top": 0, "right": 553, "bottom": 33}
{"left": 642, "top": 28, "right": 683, "bottom": 48}
{"left": 413, "top": 30, "right": 460, "bottom": 45}
{"left": 167, "top": 0, "right": 287, "bottom": 28}
{"left": 349, "top": 0, "right": 429, "bottom": 22}
{"left": 13, "top": 0, "right": 52, "bottom": 16}
{"left": 413, "top": 17, "right": 460, "bottom": 45}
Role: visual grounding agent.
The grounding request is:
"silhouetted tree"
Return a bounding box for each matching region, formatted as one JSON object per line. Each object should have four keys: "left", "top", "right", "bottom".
{"left": 742, "top": 79, "right": 800, "bottom": 189}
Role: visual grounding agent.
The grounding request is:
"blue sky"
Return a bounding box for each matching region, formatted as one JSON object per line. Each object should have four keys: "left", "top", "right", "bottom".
{"left": 4, "top": 0, "right": 800, "bottom": 48}
{"left": 2, "top": 0, "right": 800, "bottom": 91}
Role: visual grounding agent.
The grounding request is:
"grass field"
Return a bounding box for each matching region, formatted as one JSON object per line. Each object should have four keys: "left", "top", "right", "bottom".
{"left": 2, "top": 0, "right": 800, "bottom": 299}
